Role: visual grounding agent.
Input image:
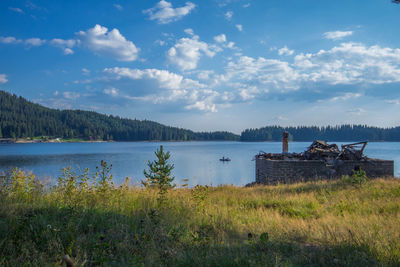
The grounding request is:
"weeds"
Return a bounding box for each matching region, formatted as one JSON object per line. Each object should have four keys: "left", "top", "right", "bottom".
{"left": 342, "top": 168, "right": 369, "bottom": 187}
{"left": 0, "top": 165, "right": 399, "bottom": 266}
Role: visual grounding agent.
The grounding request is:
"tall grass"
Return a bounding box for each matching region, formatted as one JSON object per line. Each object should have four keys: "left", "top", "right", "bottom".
{"left": 0, "top": 164, "right": 400, "bottom": 266}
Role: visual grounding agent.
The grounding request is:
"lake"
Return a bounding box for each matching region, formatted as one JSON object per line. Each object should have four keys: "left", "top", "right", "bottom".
{"left": 0, "top": 141, "right": 398, "bottom": 187}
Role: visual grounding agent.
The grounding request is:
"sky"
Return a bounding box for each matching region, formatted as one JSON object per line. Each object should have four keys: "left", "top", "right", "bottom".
{"left": 1, "top": 0, "right": 400, "bottom": 134}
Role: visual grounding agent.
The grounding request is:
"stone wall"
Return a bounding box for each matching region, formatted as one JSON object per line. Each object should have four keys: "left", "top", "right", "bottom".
{"left": 255, "top": 158, "right": 394, "bottom": 185}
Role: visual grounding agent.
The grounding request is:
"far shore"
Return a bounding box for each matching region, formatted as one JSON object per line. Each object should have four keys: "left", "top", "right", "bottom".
{"left": 0, "top": 138, "right": 398, "bottom": 144}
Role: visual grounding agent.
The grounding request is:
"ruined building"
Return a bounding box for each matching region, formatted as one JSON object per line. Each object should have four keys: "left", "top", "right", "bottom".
{"left": 255, "top": 132, "right": 394, "bottom": 185}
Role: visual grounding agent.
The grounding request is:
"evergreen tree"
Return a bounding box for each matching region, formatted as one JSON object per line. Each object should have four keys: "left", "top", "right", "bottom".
{"left": 143, "top": 146, "right": 175, "bottom": 200}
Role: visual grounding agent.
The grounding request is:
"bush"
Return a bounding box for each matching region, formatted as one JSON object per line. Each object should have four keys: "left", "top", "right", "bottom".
{"left": 342, "top": 168, "right": 369, "bottom": 187}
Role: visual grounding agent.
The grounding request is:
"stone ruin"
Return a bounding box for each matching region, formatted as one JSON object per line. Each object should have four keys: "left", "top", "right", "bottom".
{"left": 254, "top": 132, "right": 394, "bottom": 185}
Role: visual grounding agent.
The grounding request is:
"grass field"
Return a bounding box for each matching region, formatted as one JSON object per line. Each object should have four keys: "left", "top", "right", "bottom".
{"left": 1, "top": 165, "right": 400, "bottom": 266}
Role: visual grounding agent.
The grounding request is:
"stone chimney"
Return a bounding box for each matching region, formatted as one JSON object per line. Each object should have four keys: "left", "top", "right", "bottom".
{"left": 282, "top": 132, "right": 289, "bottom": 154}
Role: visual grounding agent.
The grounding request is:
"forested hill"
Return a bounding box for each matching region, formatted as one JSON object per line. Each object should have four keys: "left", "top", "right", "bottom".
{"left": 0, "top": 91, "right": 239, "bottom": 141}
{"left": 240, "top": 125, "right": 400, "bottom": 142}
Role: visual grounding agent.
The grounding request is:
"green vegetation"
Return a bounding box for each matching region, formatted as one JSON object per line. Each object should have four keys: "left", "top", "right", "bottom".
{"left": 241, "top": 125, "right": 400, "bottom": 141}
{"left": 0, "top": 90, "right": 239, "bottom": 141}
{"left": 142, "top": 145, "right": 176, "bottom": 202}
{"left": 3, "top": 90, "right": 400, "bottom": 142}
{"left": 1, "top": 165, "right": 400, "bottom": 266}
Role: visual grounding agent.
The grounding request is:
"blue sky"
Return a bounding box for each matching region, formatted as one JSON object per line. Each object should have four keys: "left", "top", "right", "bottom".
{"left": 1, "top": 0, "right": 400, "bottom": 133}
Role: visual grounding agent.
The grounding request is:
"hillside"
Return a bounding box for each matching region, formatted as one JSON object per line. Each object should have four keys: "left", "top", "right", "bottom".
{"left": 241, "top": 125, "right": 400, "bottom": 142}
{"left": 0, "top": 90, "right": 239, "bottom": 141}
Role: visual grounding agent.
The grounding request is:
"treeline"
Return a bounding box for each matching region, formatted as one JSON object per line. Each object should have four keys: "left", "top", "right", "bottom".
{"left": 240, "top": 125, "right": 400, "bottom": 142}
{"left": 2, "top": 90, "right": 400, "bottom": 142}
{"left": 0, "top": 91, "right": 239, "bottom": 141}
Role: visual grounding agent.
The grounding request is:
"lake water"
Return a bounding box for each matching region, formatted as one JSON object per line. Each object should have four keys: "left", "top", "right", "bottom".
{"left": 0, "top": 141, "right": 399, "bottom": 187}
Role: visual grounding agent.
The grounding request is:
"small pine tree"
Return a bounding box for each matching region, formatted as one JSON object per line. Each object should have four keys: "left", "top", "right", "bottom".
{"left": 143, "top": 145, "right": 175, "bottom": 199}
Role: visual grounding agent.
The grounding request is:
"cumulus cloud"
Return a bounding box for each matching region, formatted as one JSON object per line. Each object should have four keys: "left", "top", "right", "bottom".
{"left": 294, "top": 42, "right": 400, "bottom": 85}
{"left": 214, "top": 34, "right": 226, "bottom": 43}
{"left": 50, "top": 38, "right": 77, "bottom": 55}
{"left": 235, "top": 24, "right": 243, "bottom": 32}
{"left": 323, "top": 31, "right": 353, "bottom": 40}
{"left": 63, "top": 48, "right": 74, "bottom": 55}
{"left": 103, "top": 67, "right": 226, "bottom": 112}
{"left": 226, "top": 56, "right": 301, "bottom": 93}
{"left": 278, "top": 46, "right": 294, "bottom": 56}
{"left": 0, "top": 74, "right": 8, "bottom": 84}
{"left": 221, "top": 42, "right": 400, "bottom": 103}
{"left": 104, "top": 67, "right": 205, "bottom": 90}
{"left": 0, "top": 36, "right": 22, "bottom": 44}
{"left": 76, "top": 24, "right": 139, "bottom": 61}
{"left": 143, "top": 0, "right": 196, "bottom": 24}
{"left": 184, "top": 28, "right": 194, "bottom": 36}
{"left": 25, "top": 38, "right": 46, "bottom": 46}
{"left": 104, "top": 87, "right": 119, "bottom": 96}
{"left": 225, "top": 11, "right": 233, "bottom": 20}
{"left": 167, "top": 35, "right": 219, "bottom": 71}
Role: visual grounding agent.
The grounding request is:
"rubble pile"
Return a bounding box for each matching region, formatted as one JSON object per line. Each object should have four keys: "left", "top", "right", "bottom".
{"left": 256, "top": 140, "right": 369, "bottom": 162}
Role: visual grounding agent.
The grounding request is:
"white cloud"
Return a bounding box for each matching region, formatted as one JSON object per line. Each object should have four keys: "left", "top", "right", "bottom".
{"left": 220, "top": 42, "right": 400, "bottom": 103}
{"left": 167, "top": 35, "right": 219, "bottom": 71}
{"left": 226, "top": 56, "right": 301, "bottom": 92}
{"left": 0, "top": 74, "right": 8, "bottom": 84}
{"left": 82, "top": 68, "right": 90, "bottom": 75}
{"left": 104, "top": 87, "right": 119, "bottom": 96}
{"left": 76, "top": 24, "right": 139, "bottom": 61}
{"left": 235, "top": 24, "right": 243, "bottom": 32}
{"left": 50, "top": 38, "right": 76, "bottom": 48}
{"left": 185, "top": 100, "right": 217, "bottom": 113}
{"left": 9, "top": 7, "right": 24, "bottom": 13}
{"left": 64, "top": 48, "right": 74, "bottom": 55}
{"left": 50, "top": 38, "right": 77, "bottom": 55}
{"left": 184, "top": 28, "right": 194, "bottom": 36}
{"left": 143, "top": 0, "right": 196, "bottom": 24}
{"left": 62, "top": 91, "right": 80, "bottom": 100}
{"left": 278, "top": 46, "right": 294, "bottom": 56}
{"left": 103, "top": 67, "right": 226, "bottom": 112}
{"left": 226, "top": 41, "right": 236, "bottom": 49}
{"left": 197, "top": 70, "right": 214, "bottom": 80}
{"left": 104, "top": 67, "right": 205, "bottom": 90}
{"left": 328, "top": 93, "right": 361, "bottom": 102}
{"left": 0, "top": 36, "right": 22, "bottom": 44}
{"left": 243, "top": 3, "right": 251, "bottom": 8}
{"left": 214, "top": 34, "right": 226, "bottom": 43}
{"left": 25, "top": 38, "right": 46, "bottom": 46}
{"left": 323, "top": 31, "right": 353, "bottom": 40}
{"left": 225, "top": 11, "right": 233, "bottom": 20}
{"left": 113, "top": 4, "right": 123, "bottom": 11}
{"left": 294, "top": 42, "right": 400, "bottom": 85}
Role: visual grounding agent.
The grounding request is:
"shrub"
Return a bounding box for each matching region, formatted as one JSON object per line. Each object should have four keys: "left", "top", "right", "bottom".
{"left": 342, "top": 168, "right": 369, "bottom": 187}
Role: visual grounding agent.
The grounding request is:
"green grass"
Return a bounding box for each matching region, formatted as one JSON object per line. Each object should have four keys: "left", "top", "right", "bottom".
{"left": 1, "top": 167, "right": 400, "bottom": 266}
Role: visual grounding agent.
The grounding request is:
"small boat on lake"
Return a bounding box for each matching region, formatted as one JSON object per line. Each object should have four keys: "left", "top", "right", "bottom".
{"left": 220, "top": 156, "right": 231, "bottom": 162}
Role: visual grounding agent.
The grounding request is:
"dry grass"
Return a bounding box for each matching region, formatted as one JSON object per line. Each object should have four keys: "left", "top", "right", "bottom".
{"left": 1, "top": 167, "right": 400, "bottom": 266}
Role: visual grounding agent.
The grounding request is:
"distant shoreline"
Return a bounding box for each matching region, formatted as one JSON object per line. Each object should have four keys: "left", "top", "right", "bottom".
{"left": 1, "top": 138, "right": 399, "bottom": 144}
